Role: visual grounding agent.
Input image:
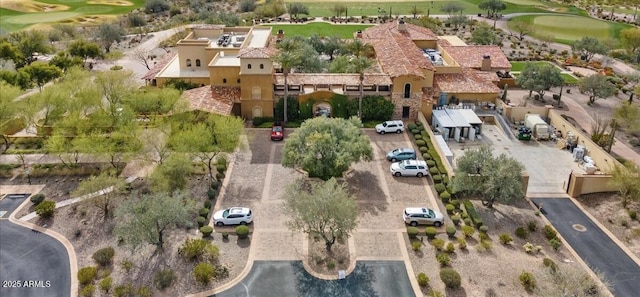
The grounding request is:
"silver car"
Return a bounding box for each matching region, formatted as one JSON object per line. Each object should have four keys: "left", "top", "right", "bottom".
{"left": 403, "top": 207, "right": 444, "bottom": 227}
{"left": 390, "top": 160, "right": 429, "bottom": 177}
{"left": 213, "top": 207, "right": 253, "bottom": 226}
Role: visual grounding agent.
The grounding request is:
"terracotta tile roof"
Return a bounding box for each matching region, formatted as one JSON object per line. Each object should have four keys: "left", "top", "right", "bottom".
{"left": 433, "top": 69, "right": 501, "bottom": 94}
{"left": 274, "top": 73, "right": 392, "bottom": 85}
{"left": 182, "top": 86, "right": 239, "bottom": 115}
{"left": 422, "top": 87, "right": 439, "bottom": 104}
{"left": 142, "top": 52, "right": 177, "bottom": 80}
{"left": 238, "top": 47, "right": 276, "bottom": 58}
{"left": 441, "top": 45, "right": 511, "bottom": 69}
{"left": 362, "top": 21, "right": 438, "bottom": 41}
{"left": 367, "top": 35, "right": 433, "bottom": 78}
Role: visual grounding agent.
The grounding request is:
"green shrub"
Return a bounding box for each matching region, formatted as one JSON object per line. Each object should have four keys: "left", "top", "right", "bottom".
{"left": 542, "top": 258, "right": 558, "bottom": 273}
{"left": 415, "top": 134, "right": 423, "bottom": 140}
{"left": 419, "top": 146, "right": 428, "bottom": 153}
{"left": 120, "top": 260, "right": 133, "bottom": 273}
{"left": 425, "top": 227, "right": 437, "bottom": 240}
{"left": 463, "top": 218, "right": 472, "bottom": 226}
{"left": 113, "top": 283, "right": 134, "bottom": 297}
{"left": 137, "top": 287, "right": 152, "bottom": 297}
{"left": 253, "top": 117, "right": 265, "bottom": 126}
{"left": 193, "top": 262, "right": 215, "bottom": 285}
{"left": 426, "top": 160, "right": 436, "bottom": 167}
{"left": 154, "top": 269, "right": 176, "bottom": 290}
{"left": 432, "top": 174, "right": 442, "bottom": 183}
{"left": 216, "top": 164, "right": 227, "bottom": 173}
{"left": 544, "top": 225, "right": 558, "bottom": 240}
{"left": 199, "top": 207, "right": 210, "bottom": 217}
{"left": 478, "top": 232, "right": 489, "bottom": 241}
{"left": 407, "top": 227, "right": 419, "bottom": 239}
{"left": 207, "top": 188, "right": 218, "bottom": 200}
{"left": 415, "top": 121, "right": 423, "bottom": 126}
{"left": 80, "top": 284, "right": 95, "bottom": 297}
{"left": 628, "top": 210, "right": 637, "bottom": 220}
{"left": 423, "top": 153, "right": 432, "bottom": 160}
{"left": 527, "top": 221, "right": 537, "bottom": 232}
{"left": 445, "top": 225, "right": 456, "bottom": 238}
{"left": 197, "top": 216, "right": 206, "bottom": 227}
{"left": 451, "top": 215, "right": 460, "bottom": 225}
{"left": 204, "top": 200, "right": 212, "bottom": 209}
{"left": 99, "top": 277, "right": 112, "bottom": 293}
{"left": 463, "top": 200, "right": 483, "bottom": 228}
{"left": 92, "top": 247, "right": 115, "bottom": 267}
{"left": 445, "top": 242, "right": 455, "bottom": 253}
{"left": 210, "top": 180, "right": 220, "bottom": 190}
{"left": 457, "top": 237, "right": 467, "bottom": 249}
{"left": 30, "top": 193, "right": 45, "bottom": 205}
{"left": 417, "top": 272, "right": 430, "bottom": 286}
{"left": 460, "top": 212, "right": 468, "bottom": 219}
{"left": 35, "top": 199, "right": 56, "bottom": 218}
{"left": 479, "top": 225, "right": 489, "bottom": 234}
{"left": 412, "top": 241, "right": 422, "bottom": 251}
{"left": 179, "top": 238, "right": 220, "bottom": 262}
{"left": 428, "top": 289, "right": 443, "bottom": 297}
{"left": 429, "top": 167, "right": 440, "bottom": 175}
{"left": 236, "top": 225, "right": 250, "bottom": 239}
{"left": 222, "top": 232, "right": 229, "bottom": 239}
{"left": 432, "top": 238, "right": 445, "bottom": 250}
{"left": 326, "top": 260, "right": 336, "bottom": 269}
{"left": 478, "top": 239, "right": 493, "bottom": 251}
{"left": 408, "top": 123, "right": 417, "bottom": 130}
{"left": 440, "top": 268, "right": 461, "bottom": 289}
{"left": 461, "top": 225, "right": 475, "bottom": 238}
{"left": 549, "top": 238, "right": 562, "bottom": 251}
{"left": 499, "top": 233, "right": 513, "bottom": 245}
{"left": 445, "top": 204, "right": 455, "bottom": 214}
{"left": 215, "top": 172, "right": 224, "bottom": 180}
{"left": 78, "top": 266, "right": 98, "bottom": 286}
{"left": 416, "top": 139, "right": 426, "bottom": 146}
{"left": 436, "top": 253, "right": 450, "bottom": 266}
{"left": 515, "top": 227, "right": 528, "bottom": 239}
{"left": 200, "top": 226, "right": 213, "bottom": 238}
{"left": 439, "top": 191, "right": 451, "bottom": 203}
{"left": 450, "top": 199, "right": 460, "bottom": 209}
{"left": 519, "top": 271, "right": 537, "bottom": 292}
{"left": 434, "top": 183, "right": 446, "bottom": 194}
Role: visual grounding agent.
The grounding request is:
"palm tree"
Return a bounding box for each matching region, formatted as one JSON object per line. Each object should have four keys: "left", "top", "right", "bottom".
{"left": 273, "top": 39, "right": 302, "bottom": 122}
{"left": 347, "top": 56, "right": 374, "bottom": 119}
{"left": 347, "top": 39, "right": 374, "bottom": 58}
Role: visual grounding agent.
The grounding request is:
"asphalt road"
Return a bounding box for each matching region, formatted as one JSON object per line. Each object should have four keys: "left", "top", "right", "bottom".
{"left": 211, "top": 261, "right": 415, "bottom": 297}
{"left": 531, "top": 198, "right": 640, "bottom": 296}
{"left": 0, "top": 195, "right": 71, "bottom": 297}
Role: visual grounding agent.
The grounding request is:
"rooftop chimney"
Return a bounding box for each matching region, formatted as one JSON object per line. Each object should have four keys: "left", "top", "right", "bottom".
{"left": 481, "top": 55, "right": 491, "bottom": 71}
{"left": 356, "top": 30, "right": 363, "bottom": 39}
{"left": 398, "top": 19, "right": 406, "bottom": 32}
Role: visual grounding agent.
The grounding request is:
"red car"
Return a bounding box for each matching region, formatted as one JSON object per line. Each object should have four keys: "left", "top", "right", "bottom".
{"left": 270, "top": 122, "right": 284, "bottom": 141}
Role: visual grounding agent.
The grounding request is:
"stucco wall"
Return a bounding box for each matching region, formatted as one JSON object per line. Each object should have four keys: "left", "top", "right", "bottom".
{"left": 566, "top": 173, "right": 616, "bottom": 198}
{"left": 156, "top": 76, "right": 209, "bottom": 88}
{"left": 210, "top": 66, "right": 241, "bottom": 87}
{"left": 240, "top": 58, "right": 272, "bottom": 75}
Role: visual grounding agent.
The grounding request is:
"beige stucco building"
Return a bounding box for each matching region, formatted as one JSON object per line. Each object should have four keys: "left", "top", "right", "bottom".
{"left": 144, "top": 21, "right": 511, "bottom": 120}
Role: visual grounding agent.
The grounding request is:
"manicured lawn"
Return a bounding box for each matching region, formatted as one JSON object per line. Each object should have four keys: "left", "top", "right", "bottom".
{"left": 508, "top": 14, "right": 633, "bottom": 44}
{"left": 561, "top": 73, "right": 579, "bottom": 84}
{"left": 261, "top": 23, "right": 373, "bottom": 38}
{"left": 509, "top": 61, "right": 549, "bottom": 72}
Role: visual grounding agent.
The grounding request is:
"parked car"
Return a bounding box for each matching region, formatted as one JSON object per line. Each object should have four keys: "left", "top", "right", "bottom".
{"left": 315, "top": 106, "right": 331, "bottom": 117}
{"left": 386, "top": 148, "right": 416, "bottom": 162}
{"left": 213, "top": 207, "right": 253, "bottom": 226}
{"left": 390, "top": 160, "right": 428, "bottom": 177}
{"left": 375, "top": 120, "right": 405, "bottom": 134}
{"left": 403, "top": 207, "right": 444, "bottom": 227}
{"left": 270, "top": 122, "right": 284, "bottom": 141}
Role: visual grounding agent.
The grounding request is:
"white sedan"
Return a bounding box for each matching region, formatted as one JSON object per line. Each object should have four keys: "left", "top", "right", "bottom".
{"left": 213, "top": 207, "right": 253, "bottom": 226}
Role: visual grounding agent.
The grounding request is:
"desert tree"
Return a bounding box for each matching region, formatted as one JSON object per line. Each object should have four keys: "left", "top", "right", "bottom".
{"left": 620, "top": 27, "right": 640, "bottom": 54}
{"left": 610, "top": 161, "right": 640, "bottom": 207}
{"left": 516, "top": 62, "right": 563, "bottom": 100}
{"left": 96, "top": 23, "right": 125, "bottom": 53}
{"left": 613, "top": 101, "right": 640, "bottom": 134}
{"left": 452, "top": 146, "right": 525, "bottom": 208}
{"left": 509, "top": 19, "right": 534, "bottom": 41}
{"left": 72, "top": 171, "right": 126, "bottom": 220}
{"left": 288, "top": 3, "right": 309, "bottom": 18}
{"left": 441, "top": 2, "right": 465, "bottom": 16}
{"left": 282, "top": 117, "right": 372, "bottom": 180}
{"left": 67, "top": 39, "right": 102, "bottom": 66}
{"left": 410, "top": 6, "right": 424, "bottom": 19}
{"left": 0, "top": 81, "right": 23, "bottom": 151}
{"left": 478, "top": 0, "right": 506, "bottom": 27}
{"left": 74, "top": 127, "right": 141, "bottom": 169}
{"left": 115, "top": 190, "right": 195, "bottom": 250}
{"left": 330, "top": 4, "right": 347, "bottom": 18}
{"left": 149, "top": 153, "right": 192, "bottom": 194}
{"left": 578, "top": 74, "right": 617, "bottom": 104}
{"left": 131, "top": 47, "right": 152, "bottom": 70}
{"left": 470, "top": 24, "right": 501, "bottom": 45}
{"left": 94, "top": 70, "right": 138, "bottom": 126}
{"left": 7, "top": 30, "right": 52, "bottom": 67}
{"left": 284, "top": 178, "right": 358, "bottom": 251}
{"left": 21, "top": 62, "right": 63, "bottom": 91}
{"left": 572, "top": 37, "right": 608, "bottom": 63}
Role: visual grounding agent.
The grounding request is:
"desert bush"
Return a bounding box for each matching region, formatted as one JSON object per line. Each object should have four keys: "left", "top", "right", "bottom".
{"left": 99, "top": 277, "right": 112, "bottom": 293}
{"left": 35, "top": 199, "right": 56, "bottom": 218}
{"left": 78, "top": 266, "right": 98, "bottom": 286}
{"left": 193, "top": 262, "right": 215, "bottom": 285}
{"left": 425, "top": 227, "right": 437, "bottom": 240}
{"left": 423, "top": 153, "right": 432, "bottom": 160}
{"left": 480, "top": 239, "right": 492, "bottom": 250}
{"left": 463, "top": 218, "right": 472, "bottom": 226}
{"left": 542, "top": 257, "right": 558, "bottom": 273}
{"left": 432, "top": 174, "right": 442, "bottom": 183}
{"left": 445, "top": 225, "right": 456, "bottom": 238}
{"left": 440, "top": 268, "right": 461, "bottom": 288}
{"left": 445, "top": 204, "right": 455, "bottom": 214}
{"left": 523, "top": 242, "right": 535, "bottom": 253}
{"left": 200, "top": 226, "right": 213, "bottom": 238}
{"left": 527, "top": 221, "right": 537, "bottom": 232}
{"left": 478, "top": 232, "right": 489, "bottom": 241}
{"left": 436, "top": 253, "right": 450, "bottom": 266}
{"left": 450, "top": 199, "right": 461, "bottom": 209}
{"left": 439, "top": 191, "right": 450, "bottom": 203}
{"left": 426, "top": 160, "right": 436, "bottom": 167}
{"left": 179, "top": 238, "right": 220, "bottom": 262}
{"left": 445, "top": 242, "right": 455, "bottom": 253}
{"left": 207, "top": 188, "right": 218, "bottom": 200}
{"left": 432, "top": 238, "right": 445, "bottom": 250}
{"left": 80, "top": 284, "right": 95, "bottom": 297}
{"left": 204, "top": 200, "right": 212, "bottom": 209}
{"left": 549, "top": 238, "right": 562, "bottom": 251}
{"left": 199, "top": 207, "right": 210, "bottom": 217}
{"left": 197, "top": 216, "right": 206, "bottom": 227}
{"left": 519, "top": 271, "right": 537, "bottom": 292}
{"left": 326, "top": 261, "right": 336, "bottom": 269}
{"left": 434, "top": 183, "right": 446, "bottom": 194}
{"left": 451, "top": 215, "right": 461, "bottom": 225}
{"left": 544, "top": 225, "right": 558, "bottom": 240}
{"left": 461, "top": 225, "right": 475, "bottom": 238}
{"left": 416, "top": 139, "right": 426, "bottom": 146}
{"left": 628, "top": 210, "right": 637, "bottom": 220}
{"left": 412, "top": 241, "right": 422, "bottom": 251}
{"left": 429, "top": 167, "right": 440, "bottom": 175}
{"left": 428, "top": 290, "right": 443, "bottom": 297}
{"left": 479, "top": 225, "right": 489, "bottom": 234}
{"left": 515, "top": 226, "right": 528, "bottom": 239}
{"left": 92, "top": 247, "right": 115, "bottom": 267}
{"left": 30, "top": 193, "right": 45, "bottom": 205}
{"left": 236, "top": 225, "right": 250, "bottom": 239}
{"left": 113, "top": 283, "right": 134, "bottom": 297}
{"left": 407, "top": 226, "right": 419, "bottom": 239}
{"left": 154, "top": 269, "right": 176, "bottom": 290}
{"left": 120, "top": 260, "right": 133, "bottom": 273}
{"left": 417, "top": 272, "right": 430, "bottom": 286}
{"left": 457, "top": 237, "right": 467, "bottom": 249}
{"left": 499, "top": 233, "right": 513, "bottom": 245}
{"left": 463, "top": 200, "right": 483, "bottom": 228}
{"left": 222, "top": 232, "right": 229, "bottom": 239}
{"left": 137, "top": 287, "right": 151, "bottom": 297}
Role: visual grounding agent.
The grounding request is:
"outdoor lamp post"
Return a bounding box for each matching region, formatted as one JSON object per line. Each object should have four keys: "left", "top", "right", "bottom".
{"left": 26, "top": 168, "right": 31, "bottom": 185}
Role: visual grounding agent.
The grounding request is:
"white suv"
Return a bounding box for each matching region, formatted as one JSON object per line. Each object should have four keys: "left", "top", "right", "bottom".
{"left": 375, "top": 120, "right": 405, "bottom": 134}
{"left": 403, "top": 207, "right": 444, "bottom": 227}
{"left": 213, "top": 207, "right": 253, "bottom": 226}
{"left": 390, "top": 160, "right": 429, "bottom": 177}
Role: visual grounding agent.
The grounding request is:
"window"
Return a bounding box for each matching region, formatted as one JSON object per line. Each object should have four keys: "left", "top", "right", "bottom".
{"left": 186, "top": 59, "right": 192, "bottom": 67}
{"left": 260, "top": 64, "right": 264, "bottom": 69}
{"left": 223, "top": 79, "right": 227, "bottom": 84}
{"left": 196, "top": 59, "right": 201, "bottom": 67}
{"left": 404, "top": 83, "right": 411, "bottom": 98}
{"left": 237, "top": 79, "right": 240, "bottom": 83}
{"left": 248, "top": 64, "right": 252, "bottom": 69}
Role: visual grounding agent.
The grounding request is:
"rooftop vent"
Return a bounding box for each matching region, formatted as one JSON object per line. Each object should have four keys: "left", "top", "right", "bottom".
{"left": 398, "top": 19, "right": 406, "bottom": 32}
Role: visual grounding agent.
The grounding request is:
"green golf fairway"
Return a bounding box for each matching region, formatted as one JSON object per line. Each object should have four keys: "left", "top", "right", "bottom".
{"left": 509, "top": 14, "right": 632, "bottom": 44}
{"left": 262, "top": 23, "right": 373, "bottom": 38}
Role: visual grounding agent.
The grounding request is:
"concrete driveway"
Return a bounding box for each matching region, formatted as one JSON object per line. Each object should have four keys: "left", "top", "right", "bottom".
{"left": 211, "top": 261, "right": 415, "bottom": 297}
{"left": 531, "top": 198, "right": 640, "bottom": 296}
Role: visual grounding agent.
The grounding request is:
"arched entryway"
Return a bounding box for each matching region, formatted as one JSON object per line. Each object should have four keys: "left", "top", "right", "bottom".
{"left": 252, "top": 106, "right": 263, "bottom": 118}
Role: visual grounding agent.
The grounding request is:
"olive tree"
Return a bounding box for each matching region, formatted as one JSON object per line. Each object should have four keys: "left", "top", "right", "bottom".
{"left": 578, "top": 74, "right": 617, "bottom": 104}
{"left": 284, "top": 178, "right": 358, "bottom": 251}
{"left": 516, "top": 62, "right": 563, "bottom": 100}
{"left": 282, "top": 117, "right": 372, "bottom": 180}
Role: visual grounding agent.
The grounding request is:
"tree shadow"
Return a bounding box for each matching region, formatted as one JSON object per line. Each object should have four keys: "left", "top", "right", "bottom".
{"left": 346, "top": 171, "right": 387, "bottom": 215}
{"left": 293, "top": 261, "right": 376, "bottom": 297}
{"left": 445, "top": 286, "right": 468, "bottom": 297}
{"left": 236, "top": 237, "right": 251, "bottom": 248}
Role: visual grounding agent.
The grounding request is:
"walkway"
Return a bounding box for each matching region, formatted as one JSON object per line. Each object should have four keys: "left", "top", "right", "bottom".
{"left": 531, "top": 198, "right": 640, "bottom": 296}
